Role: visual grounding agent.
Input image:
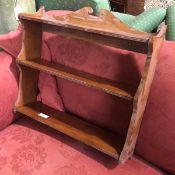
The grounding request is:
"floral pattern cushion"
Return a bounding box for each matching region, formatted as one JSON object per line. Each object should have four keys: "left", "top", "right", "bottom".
{"left": 0, "top": 117, "right": 165, "bottom": 175}
{"left": 144, "top": 0, "right": 175, "bottom": 40}
{"left": 36, "top": 0, "right": 111, "bottom": 14}
{"left": 130, "top": 7, "right": 166, "bottom": 32}
{"left": 0, "top": 52, "right": 19, "bottom": 131}
{"left": 0, "top": 25, "right": 23, "bottom": 58}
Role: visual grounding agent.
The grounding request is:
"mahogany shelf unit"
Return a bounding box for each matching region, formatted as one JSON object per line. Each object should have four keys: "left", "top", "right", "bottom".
{"left": 15, "top": 7, "right": 166, "bottom": 163}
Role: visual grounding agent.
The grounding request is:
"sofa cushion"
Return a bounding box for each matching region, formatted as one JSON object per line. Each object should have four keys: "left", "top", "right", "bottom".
{"left": 0, "top": 25, "right": 23, "bottom": 58}
{"left": 136, "top": 41, "right": 175, "bottom": 174}
{"left": 112, "top": 12, "right": 135, "bottom": 25}
{"left": 0, "top": 117, "right": 165, "bottom": 175}
{"left": 113, "top": 8, "right": 165, "bottom": 33}
{"left": 130, "top": 7, "right": 166, "bottom": 32}
{"left": 37, "top": 73, "right": 65, "bottom": 111}
{"left": 166, "top": 5, "right": 175, "bottom": 41}
{"left": 0, "top": 52, "right": 19, "bottom": 131}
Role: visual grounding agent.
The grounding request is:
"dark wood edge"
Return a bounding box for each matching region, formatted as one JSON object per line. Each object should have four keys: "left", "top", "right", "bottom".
{"left": 19, "top": 7, "right": 152, "bottom": 42}
{"left": 118, "top": 24, "right": 166, "bottom": 163}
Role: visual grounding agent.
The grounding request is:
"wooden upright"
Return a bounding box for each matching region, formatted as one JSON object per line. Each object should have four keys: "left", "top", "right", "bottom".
{"left": 15, "top": 7, "right": 166, "bottom": 163}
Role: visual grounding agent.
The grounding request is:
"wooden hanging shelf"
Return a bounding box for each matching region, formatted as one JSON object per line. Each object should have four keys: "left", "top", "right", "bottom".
{"left": 15, "top": 7, "right": 166, "bottom": 163}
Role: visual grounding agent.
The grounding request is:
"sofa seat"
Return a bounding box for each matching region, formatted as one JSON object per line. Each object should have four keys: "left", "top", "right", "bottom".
{"left": 0, "top": 117, "right": 165, "bottom": 175}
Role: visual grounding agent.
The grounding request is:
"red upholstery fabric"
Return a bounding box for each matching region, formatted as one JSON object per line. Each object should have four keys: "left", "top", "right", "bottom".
{"left": 0, "top": 117, "right": 165, "bottom": 175}
{"left": 38, "top": 38, "right": 65, "bottom": 111}
{"left": 0, "top": 26, "right": 22, "bottom": 58}
{"left": 0, "top": 52, "right": 18, "bottom": 131}
{"left": 136, "top": 41, "right": 175, "bottom": 174}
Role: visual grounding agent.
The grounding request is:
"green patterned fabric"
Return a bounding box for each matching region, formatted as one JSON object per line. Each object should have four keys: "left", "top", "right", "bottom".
{"left": 166, "top": 5, "right": 175, "bottom": 41}
{"left": 0, "top": 0, "right": 36, "bottom": 34}
{"left": 36, "top": 0, "right": 111, "bottom": 14}
{"left": 130, "top": 7, "right": 166, "bottom": 32}
{"left": 113, "top": 8, "right": 166, "bottom": 33}
{"left": 112, "top": 12, "right": 135, "bottom": 25}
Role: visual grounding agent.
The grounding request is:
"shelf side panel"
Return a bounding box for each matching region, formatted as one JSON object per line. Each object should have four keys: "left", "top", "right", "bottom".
{"left": 16, "top": 19, "right": 42, "bottom": 108}
{"left": 15, "top": 65, "right": 39, "bottom": 108}
{"left": 119, "top": 34, "right": 165, "bottom": 163}
{"left": 18, "top": 20, "right": 42, "bottom": 61}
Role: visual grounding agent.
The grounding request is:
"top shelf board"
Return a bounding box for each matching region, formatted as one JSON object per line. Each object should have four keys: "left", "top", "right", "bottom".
{"left": 19, "top": 7, "right": 153, "bottom": 54}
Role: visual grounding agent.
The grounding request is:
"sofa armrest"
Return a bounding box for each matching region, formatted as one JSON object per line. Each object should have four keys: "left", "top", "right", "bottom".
{"left": 0, "top": 51, "right": 19, "bottom": 131}
{"left": 0, "top": 25, "right": 22, "bottom": 58}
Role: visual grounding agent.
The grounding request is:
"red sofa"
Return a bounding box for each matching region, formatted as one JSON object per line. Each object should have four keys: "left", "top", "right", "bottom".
{"left": 0, "top": 11, "right": 175, "bottom": 175}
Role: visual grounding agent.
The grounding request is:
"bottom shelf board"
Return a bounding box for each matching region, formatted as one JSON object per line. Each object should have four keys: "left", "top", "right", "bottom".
{"left": 15, "top": 102, "right": 124, "bottom": 159}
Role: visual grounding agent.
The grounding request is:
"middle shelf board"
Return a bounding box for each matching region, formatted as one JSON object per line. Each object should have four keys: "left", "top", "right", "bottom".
{"left": 15, "top": 102, "right": 125, "bottom": 159}
{"left": 17, "top": 59, "right": 134, "bottom": 101}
